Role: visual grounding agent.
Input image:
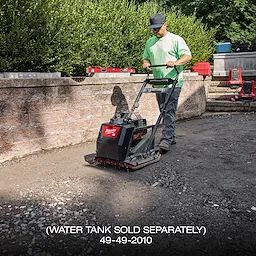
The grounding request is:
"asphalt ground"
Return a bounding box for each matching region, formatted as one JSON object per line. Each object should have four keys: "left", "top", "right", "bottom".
{"left": 0, "top": 112, "right": 256, "bottom": 256}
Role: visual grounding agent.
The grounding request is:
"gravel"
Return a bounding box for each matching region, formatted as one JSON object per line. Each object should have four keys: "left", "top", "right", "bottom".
{"left": 0, "top": 112, "right": 256, "bottom": 256}
{"left": 0, "top": 185, "right": 100, "bottom": 256}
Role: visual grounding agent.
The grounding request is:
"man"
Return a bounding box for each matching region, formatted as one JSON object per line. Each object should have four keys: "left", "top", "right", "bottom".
{"left": 142, "top": 13, "right": 192, "bottom": 152}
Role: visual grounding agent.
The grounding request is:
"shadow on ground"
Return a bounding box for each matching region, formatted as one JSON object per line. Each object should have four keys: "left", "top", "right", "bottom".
{"left": 0, "top": 113, "right": 256, "bottom": 256}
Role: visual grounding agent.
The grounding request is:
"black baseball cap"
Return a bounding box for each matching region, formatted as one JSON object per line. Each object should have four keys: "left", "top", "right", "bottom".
{"left": 148, "top": 13, "right": 166, "bottom": 29}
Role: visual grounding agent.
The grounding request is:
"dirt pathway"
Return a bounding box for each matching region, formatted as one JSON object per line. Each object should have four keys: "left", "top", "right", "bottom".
{"left": 0, "top": 113, "right": 256, "bottom": 256}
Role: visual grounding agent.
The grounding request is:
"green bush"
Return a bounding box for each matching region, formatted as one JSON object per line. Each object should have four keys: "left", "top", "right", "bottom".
{"left": 0, "top": 0, "right": 216, "bottom": 75}
{"left": 0, "top": 0, "right": 50, "bottom": 71}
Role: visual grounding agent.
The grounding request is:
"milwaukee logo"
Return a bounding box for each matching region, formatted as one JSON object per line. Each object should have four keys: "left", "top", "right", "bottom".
{"left": 102, "top": 125, "right": 121, "bottom": 138}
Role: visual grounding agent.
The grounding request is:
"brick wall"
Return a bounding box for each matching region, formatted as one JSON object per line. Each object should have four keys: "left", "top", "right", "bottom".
{"left": 0, "top": 73, "right": 208, "bottom": 163}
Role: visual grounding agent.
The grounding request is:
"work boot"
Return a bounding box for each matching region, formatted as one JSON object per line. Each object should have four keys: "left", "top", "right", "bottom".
{"left": 159, "top": 140, "right": 170, "bottom": 151}
{"left": 159, "top": 139, "right": 176, "bottom": 153}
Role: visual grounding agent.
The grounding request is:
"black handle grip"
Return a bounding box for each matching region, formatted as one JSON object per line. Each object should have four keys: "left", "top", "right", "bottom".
{"left": 149, "top": 64, "right": 179, "bottom": 75}
{"left": 149, "top": 64, "right": 168, "bottom": 68}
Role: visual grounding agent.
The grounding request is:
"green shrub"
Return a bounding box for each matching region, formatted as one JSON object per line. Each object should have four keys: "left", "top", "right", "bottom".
{"left": 0, "top": 0, "right": 50, "bottom": 71}
{"left": 0, "top": 0, "right": 215, "bottom": 74}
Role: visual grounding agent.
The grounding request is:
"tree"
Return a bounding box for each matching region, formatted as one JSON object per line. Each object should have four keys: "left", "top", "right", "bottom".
{"left": 158, "top": 0, "right": 256, "bottom": 45}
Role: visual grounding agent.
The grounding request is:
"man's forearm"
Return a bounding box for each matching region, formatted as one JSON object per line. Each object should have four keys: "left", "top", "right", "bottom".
{"left": 175, "top": 54, "right": 192, "bottom": 66}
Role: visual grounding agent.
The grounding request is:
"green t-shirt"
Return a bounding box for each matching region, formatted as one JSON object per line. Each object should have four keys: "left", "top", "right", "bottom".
{"left": 143, "top": 32, "right": 191, "bottom": 87}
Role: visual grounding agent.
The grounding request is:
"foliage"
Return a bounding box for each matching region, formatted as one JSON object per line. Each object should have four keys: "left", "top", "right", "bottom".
{"left": 157, "top": 0, "right": 256, "bottom": 45}
{"left": 0, "top": 0, "right": 50, "bottom": 71}
{"left": 0, "top": 0, "right": 215, "bottom": 74}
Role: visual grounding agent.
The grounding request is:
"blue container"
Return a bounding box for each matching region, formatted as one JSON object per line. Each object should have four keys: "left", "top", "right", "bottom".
{"left": 216, "top": 42, "right": 231, "bottom": 53}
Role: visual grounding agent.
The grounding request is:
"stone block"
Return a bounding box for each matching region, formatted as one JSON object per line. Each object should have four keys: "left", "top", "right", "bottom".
{"left": 213, "top": 52, "right": 256, "bottom": 77}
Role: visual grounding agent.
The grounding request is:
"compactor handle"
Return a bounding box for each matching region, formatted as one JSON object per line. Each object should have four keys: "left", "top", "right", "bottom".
{"left": 149, "top": 64, "right": 169, "bottom": 68}
{"left": 148, "top": 64, "right": 179, "bottom": 80}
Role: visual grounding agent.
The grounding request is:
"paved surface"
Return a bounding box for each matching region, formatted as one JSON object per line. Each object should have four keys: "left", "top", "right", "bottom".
{"left": 0, "top": 112, "right": 256, "bottom": 256}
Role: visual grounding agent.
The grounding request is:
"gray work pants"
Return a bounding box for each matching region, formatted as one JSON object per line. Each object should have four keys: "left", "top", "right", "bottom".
{"left": 156, "top": 87, "right": 181, "bottom": 143}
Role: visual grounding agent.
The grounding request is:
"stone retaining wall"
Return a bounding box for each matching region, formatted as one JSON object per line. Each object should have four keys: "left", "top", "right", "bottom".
{"left": 0, "top": 73, "right": 209, "bottom": 163}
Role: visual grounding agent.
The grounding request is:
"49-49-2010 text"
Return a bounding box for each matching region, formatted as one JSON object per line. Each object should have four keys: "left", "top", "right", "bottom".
{"left": 99, "top": 236, "right": 153, "bottom": 244}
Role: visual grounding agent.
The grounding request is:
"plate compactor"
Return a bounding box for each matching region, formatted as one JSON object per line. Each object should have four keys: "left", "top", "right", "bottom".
{"left": 84, "top": 65, "right": 179, "bottom": 170}
{"left": 230, "top": 80, "right": 256, "bottom": 102}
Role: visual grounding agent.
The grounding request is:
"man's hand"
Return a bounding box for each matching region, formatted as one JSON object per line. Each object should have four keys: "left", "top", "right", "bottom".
{"left": 167, "top": 54, "right": 192, "bottom": 68}
{"left": 166, "top": 61, "right": 176, "bottom": 67}
{"left": 142, "top": 59, "right": 151, "bottom": 70}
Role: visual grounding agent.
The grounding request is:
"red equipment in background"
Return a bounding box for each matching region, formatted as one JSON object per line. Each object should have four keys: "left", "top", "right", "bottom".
{"left": 227, "top": 68, "right": 243, "bottom": 88}
{"left": 239, "top": 80, "right": 256, "bottom": 100}
{"left": 86, "top": 67, "right": 135, "bottom": 75}
{"left": 191, "top": 62, "right": 211, "bottom": 76}
{"left": 86, "top": 67, "right": 103, "bottom": 73}
{"left": 230, "top": 80, "right": 256, "bottom": 102}
{"left": 228, "top": 67, "right": 256, "bottom": 101}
